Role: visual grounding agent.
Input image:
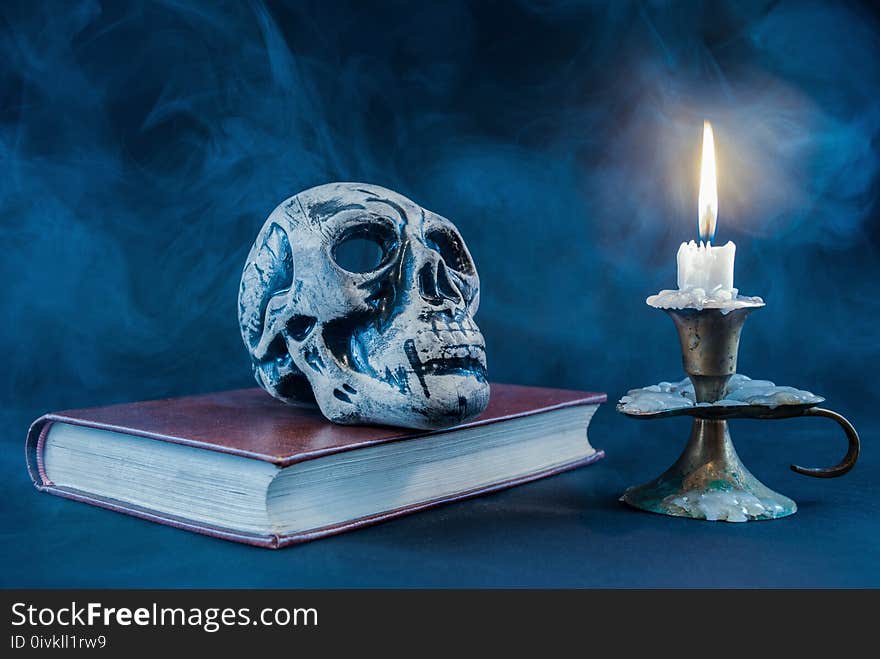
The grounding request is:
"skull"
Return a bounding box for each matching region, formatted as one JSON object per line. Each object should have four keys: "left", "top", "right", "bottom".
{"left": 238, "top": 183, "right": 490, "bottom": 429}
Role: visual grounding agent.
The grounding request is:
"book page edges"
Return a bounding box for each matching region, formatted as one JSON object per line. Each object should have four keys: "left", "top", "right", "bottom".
{"left": 26, "top": 450, "right": 603, "bottom": 549}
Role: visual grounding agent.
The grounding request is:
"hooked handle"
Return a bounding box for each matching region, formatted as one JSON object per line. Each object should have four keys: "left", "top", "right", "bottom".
{"left": 791, "top": 407, "right": 860, "bottom": 478}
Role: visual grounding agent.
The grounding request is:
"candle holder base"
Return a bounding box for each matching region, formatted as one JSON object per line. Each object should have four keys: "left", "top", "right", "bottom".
{"left": 621, "top": 418, "right": 796, "bottom": 522}
{"left": 617, "top": 374, "right": 860, "bottom": 522}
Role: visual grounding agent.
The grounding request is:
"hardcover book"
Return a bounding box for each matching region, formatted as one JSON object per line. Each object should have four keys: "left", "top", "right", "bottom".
{"left": 26, "top": 384, "right": 605, "bottom": 548}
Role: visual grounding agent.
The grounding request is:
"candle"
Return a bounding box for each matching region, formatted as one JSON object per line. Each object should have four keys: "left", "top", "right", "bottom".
{"left": 647, "top": 121, "right": 762, "bottom": 311}
{"left": 678, "top": 121, "right": 735, "bottom": 295}
{"left": 677, "top": 240, "right": 735, "bottom": 292}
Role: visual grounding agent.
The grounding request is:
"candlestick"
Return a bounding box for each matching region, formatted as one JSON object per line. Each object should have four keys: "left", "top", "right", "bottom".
{"left": 617, "top": 120, "right": 859, "bottom": 522}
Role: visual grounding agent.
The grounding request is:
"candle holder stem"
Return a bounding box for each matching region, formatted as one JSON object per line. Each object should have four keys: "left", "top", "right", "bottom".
{"left": 665, "top": 306, "right": 755, "bottom": 402}
{"left": 621, "top": 417, "right": 796, "bottom": 521}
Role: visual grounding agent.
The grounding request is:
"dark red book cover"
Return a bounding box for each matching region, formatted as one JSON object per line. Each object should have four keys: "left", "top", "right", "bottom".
{"left": 26, "top": 383, "right": 606, "bottom": 547}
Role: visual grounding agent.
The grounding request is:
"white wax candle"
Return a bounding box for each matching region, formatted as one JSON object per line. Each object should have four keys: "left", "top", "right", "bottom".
{"left": 676, "top": 240, "right": 735, "bottom": 292}
{"left": 646, "top": 123, "right": 762, "bottom": 311}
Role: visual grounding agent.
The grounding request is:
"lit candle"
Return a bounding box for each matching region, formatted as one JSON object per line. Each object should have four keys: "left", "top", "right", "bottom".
{"left": 647, "top": 121, "right": 762, "bottom": 311}
{"left": 676, "top": 121, "right": 735, "bottom": 295}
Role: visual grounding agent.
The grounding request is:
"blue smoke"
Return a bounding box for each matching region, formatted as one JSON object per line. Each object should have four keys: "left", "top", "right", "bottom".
{"left": 1, "top": 0, "right": 878, "bottom": 438}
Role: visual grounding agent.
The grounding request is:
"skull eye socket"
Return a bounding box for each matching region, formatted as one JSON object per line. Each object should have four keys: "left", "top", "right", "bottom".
{"left": 332, "top": 222, "right": 397, "bottom": 274}
{"left": 425, "top": 227, "right": 474, "bottom": 275}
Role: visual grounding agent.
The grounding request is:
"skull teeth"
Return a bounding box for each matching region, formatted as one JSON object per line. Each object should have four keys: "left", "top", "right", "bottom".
{"left": 429, "top": 318, "right": 480, "bottom": 335}
{"left": 405, "top": 338, "right": 488, "bottom": 392}
{"left": 412, "top": 332, "right": 486, "bottom": 367}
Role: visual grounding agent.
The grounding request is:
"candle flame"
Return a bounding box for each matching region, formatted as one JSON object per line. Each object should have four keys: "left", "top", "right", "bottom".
{"left": 698, "top": 120, "right": 718, "bottom": 243}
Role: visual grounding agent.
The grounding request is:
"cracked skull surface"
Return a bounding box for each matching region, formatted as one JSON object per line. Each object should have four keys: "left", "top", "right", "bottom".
{"left": 238, "top": 182, "right": 490, "bottom": 429}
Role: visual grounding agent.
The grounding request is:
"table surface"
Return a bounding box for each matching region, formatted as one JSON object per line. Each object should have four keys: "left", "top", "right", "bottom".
{"left": 2, "top": 404, "right": 877, "bottom": 588}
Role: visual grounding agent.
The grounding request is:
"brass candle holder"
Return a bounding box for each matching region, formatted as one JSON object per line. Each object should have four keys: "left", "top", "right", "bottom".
{"left": 618, "top": 301, "right": 860, "bottom": 522}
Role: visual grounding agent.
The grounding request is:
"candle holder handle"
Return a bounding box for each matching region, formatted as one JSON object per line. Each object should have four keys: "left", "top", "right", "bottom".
{"left": 789, "top": 407, "right": 860, "bottom": 478}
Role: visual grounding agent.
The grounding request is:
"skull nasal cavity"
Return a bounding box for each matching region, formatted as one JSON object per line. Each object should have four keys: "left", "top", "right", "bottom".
{"left": 418, "top": 261, "right": 461, "bottom": 306}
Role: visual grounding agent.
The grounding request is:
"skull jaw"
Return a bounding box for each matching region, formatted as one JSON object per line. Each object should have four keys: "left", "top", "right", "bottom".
{"left": 280, "top": 322, "right": 490, "bottom": 429}
{"left": 293, "top": 304, "right": 490, "bottom": 428}
{"left": 408, "top": 373, "right": 491, "bottom": 428}
{"left": 315, "top": 374, "right": 490, "bottom": 429}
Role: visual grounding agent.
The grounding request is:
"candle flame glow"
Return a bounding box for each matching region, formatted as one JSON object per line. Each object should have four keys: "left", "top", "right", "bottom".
{"left": 698, "top": 120, "right": 718, "bottom": 243}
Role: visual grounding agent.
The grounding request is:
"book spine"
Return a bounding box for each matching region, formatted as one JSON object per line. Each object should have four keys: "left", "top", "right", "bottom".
{"left": 25, "top": 415, "right": 54, "bottom": 489}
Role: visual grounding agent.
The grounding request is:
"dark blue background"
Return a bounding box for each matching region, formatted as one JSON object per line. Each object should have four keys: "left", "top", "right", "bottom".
{"left": 2, "top": 0, "right": 878, "bottom": 587}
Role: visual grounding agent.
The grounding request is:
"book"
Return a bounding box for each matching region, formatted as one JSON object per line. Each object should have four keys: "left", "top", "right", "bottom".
{"left": 26, "top": 384, "right": 605, "bottom": 548}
